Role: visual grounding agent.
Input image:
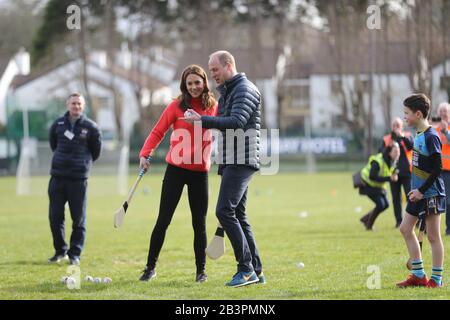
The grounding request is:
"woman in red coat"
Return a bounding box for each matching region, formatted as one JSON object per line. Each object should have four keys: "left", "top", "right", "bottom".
{"left": 138, "top": 65, "right": 217, "bottom": 283}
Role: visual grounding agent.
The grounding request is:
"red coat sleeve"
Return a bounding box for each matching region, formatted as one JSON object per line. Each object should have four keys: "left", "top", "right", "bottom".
{"left": 139, "top": 100, "right": 178, "bottom": 157}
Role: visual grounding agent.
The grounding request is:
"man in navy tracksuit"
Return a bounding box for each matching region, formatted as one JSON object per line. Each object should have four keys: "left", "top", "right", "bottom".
{"left": 47, "top": 93, "right": 101, "bottom": 265}
{"left": 183, "top": 51, "right": 264, "bottom": 287}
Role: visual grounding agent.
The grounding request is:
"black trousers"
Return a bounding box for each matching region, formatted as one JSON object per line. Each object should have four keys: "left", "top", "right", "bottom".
{"left": 441, "top": 171, "right": 450, "bottom": 233}
{"left": 389, "top": 174, "right": 411, "bottom": 224}
{"left": 48, "top": 176, "right": 87, "bottom": 259}
{"left": 367, "top": 192, "right": 389, "bottom": 214}
{"left": 360, "top": 185, "right": 390, "bottom": 215}
{"left": 146, "top": 164, "right": 208, "bottom": 274}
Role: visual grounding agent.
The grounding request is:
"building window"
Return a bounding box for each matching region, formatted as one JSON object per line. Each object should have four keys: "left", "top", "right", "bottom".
{"left": 331, "top": 78, "right": 369, "bottom": 95}
{"left": 279, "top": 80, "right": 311, "bottom": 132}
{"left": 331, "top": 114, "right": 345, "bottom": 128}
{"left": 354, "top": 78, "right": 370, "bottom": 93}
{"left": 98, "top": 97, "right": 110, "bottom": 110}
{"left": 282, "top": 83, "right": 310, "bottom": 109}
{"left": 330, "top": 79, "right": 342, "bottom": 95}
{"left": 440, "top": 75, "right": 450, "bottom": 90}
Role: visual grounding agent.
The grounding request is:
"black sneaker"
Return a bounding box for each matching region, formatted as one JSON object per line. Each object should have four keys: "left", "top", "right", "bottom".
{"left": 196, "top": 273, "right": 208, "bottom": 283}
{"left": 69, "top": 257, "right": 80, "bottom": 266}
{"left": 139, "top": 267, "right": 156, "bottom": 281}
{"left": 48, "top": 253, "right": 68, "bottom": 264}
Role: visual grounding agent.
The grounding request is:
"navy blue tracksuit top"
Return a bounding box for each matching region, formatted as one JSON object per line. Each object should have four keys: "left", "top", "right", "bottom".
{"left": 49, "top": 111, "right": 101, "bottom": 179}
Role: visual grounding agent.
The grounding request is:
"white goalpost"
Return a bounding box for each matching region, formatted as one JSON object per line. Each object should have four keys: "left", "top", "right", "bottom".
{"left": 13, "top": 49, "right": 32, "bottom": 195}
{"left": 117, "top": 142, "right": 129, "bottom": 196}
{"left": 16, "top": 138, "right": 32, "bottom": 195}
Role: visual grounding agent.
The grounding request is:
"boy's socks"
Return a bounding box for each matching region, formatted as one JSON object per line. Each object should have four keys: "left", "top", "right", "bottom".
{"left": 431, "top": 266, "right": 443, "bottom": 285}
{"left": 411, "top": 259, "right": 426, "bottom": 278}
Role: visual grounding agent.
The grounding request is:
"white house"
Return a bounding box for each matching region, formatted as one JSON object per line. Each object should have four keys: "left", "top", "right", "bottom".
{"left": 0, "top": 49, "right": 30, "bottom": 170}
{"left": 0, "top": 48, "right": 30, "bottom": 125}
{"left": 8, "top": 46, "right": 177, "bottom": 193}
{"left": 10, "top": 46, "right": 176, "bottom": 141}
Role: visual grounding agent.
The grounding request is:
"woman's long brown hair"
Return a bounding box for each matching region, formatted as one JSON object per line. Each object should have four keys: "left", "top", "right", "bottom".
{"left": 177, "top": 64, "right": 216, "bottom": 111}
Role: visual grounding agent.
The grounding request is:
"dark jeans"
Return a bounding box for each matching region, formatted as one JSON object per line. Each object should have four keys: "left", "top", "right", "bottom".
{"left": 367, "top": 192, "right": 389, "bottom": 215}
{"left": 442, "top": 170, "right": 450, "bottom": 233}
{"left": 389, "top": 174, "right": 411, "bottom": 224}
{"left": 216, "top": 165, "right": 262, "bottom": 274}
{"left": 146, "top": 164, "right": 208, "bottom": 274}
{"left": 48, "top": 176, "right": 87, "bottom": 259}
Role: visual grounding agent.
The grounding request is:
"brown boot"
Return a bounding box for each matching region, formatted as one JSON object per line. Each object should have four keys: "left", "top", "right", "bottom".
{"left": 366, "top": 210, "right": 381, "bottom": 230}
{"left": 360, "top": 211, "right": 373, "bottom": 229}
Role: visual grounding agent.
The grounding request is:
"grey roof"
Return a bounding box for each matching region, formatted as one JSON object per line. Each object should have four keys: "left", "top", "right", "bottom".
{"left": 11, "top": 59, "right": 166, "bottom": 90}
{"left": 175, "top": 37, "right": 447, "bottom": 81}
{"left": 174, "top": 47, "right": 278, "bottom": 81}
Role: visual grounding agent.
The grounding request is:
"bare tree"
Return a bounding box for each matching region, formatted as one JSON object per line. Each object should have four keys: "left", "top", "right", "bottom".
{"left": 404, "top": 0, "right": 434, "bottom": 97}
{"left": 377, "top": 2, "right": 393, "bottom": 128}
{"left": 316, "top": 0, "right": 371, "bottom": 152}
{"left": 438, "top": 0, "right": 450, "bottom": 101}
{"left": 78, "top": 2, "right": 94, "bottom": 120}
{"left": 104, "top": 0, "right": 123, "bottom": 139}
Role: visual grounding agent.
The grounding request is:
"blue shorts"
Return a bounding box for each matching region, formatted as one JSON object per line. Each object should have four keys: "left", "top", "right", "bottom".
{"left": 406, "top": 196, "right": 446, "bottom": 218}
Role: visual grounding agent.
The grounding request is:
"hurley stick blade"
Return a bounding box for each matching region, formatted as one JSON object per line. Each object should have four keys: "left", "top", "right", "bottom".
{"left": 206, "top": 225, "right": 225, "bottom": 260}
{"left": 113, "top": 155, "right": 151, "bottom": 229}
{"left": 114, "top": 201, "right": 128, "bottom": 228}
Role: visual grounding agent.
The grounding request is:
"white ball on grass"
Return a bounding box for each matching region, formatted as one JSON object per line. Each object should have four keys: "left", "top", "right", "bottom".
{"left": 85, "top": 275, "right": 94, "bottom": 282}
{"left": 298, "top": 211, "right": 308, "bottom": 218}
{"left": 103, "top": 277, "right": 112, "bottom": 284}
{"left": 65, "top": 277, "right": 76, "bottom": 285}
{"left": 296, "top": 262, "right": 305, "bottom": 269}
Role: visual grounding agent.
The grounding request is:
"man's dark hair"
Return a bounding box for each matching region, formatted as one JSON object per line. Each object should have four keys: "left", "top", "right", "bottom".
{"left": 403, "top": 93, "right": 431, "bottom": 118}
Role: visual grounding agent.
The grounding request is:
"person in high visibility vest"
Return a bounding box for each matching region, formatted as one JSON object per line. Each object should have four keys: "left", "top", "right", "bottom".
{"left": 381, "top": 118, "right": 414, "bottom": 228}
{"left": 435, "top": 102, "right": 450, "bottom": 236}
{"left": 359, "top": 142, "right": 400, "bottom": 230}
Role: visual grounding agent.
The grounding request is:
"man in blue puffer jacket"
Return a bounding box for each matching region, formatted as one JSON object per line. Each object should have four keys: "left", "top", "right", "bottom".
{"left": 47, "top": 93, "right": 101, "bottom": 266}
{"left": 183, "top": 51, "right": 264, "bottom": 287}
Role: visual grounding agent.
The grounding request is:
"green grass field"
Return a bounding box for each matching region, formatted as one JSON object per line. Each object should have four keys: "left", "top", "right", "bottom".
{"left": 1, "top": 170, "right": 449, "bottom": 300}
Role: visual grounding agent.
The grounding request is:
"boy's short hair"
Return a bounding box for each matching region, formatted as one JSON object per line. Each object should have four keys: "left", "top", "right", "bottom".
{"left": 403, "top": 93, "right": 431, "bottom": 118}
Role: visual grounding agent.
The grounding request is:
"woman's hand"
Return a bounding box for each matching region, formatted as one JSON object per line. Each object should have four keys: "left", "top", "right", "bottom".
{"left": 140, "top": 156, "right": 151, "bottom": 171}
{"left": 180, "top": 109, "right": 201, "bottom": 123}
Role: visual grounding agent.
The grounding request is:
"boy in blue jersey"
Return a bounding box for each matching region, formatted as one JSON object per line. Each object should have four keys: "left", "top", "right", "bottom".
{"left": 397, "top": 93, "right": 445, "bottom": 288}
